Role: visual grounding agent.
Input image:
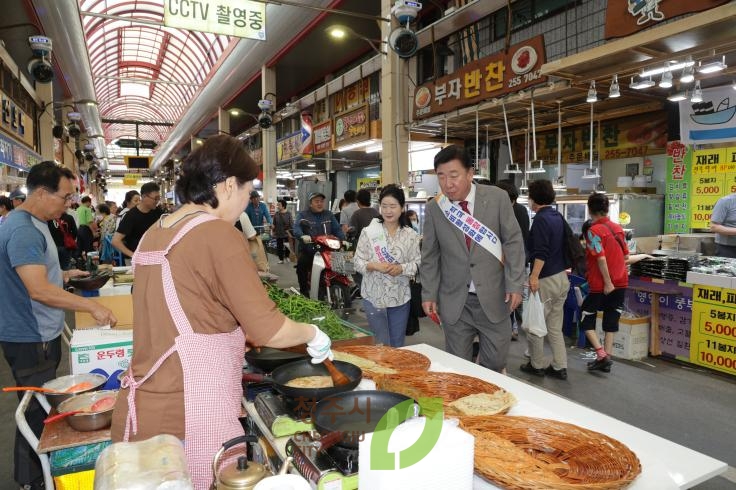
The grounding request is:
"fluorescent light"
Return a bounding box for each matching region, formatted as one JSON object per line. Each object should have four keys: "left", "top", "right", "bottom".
{"left": 698, "top": 56, "right": 726, "bottom": 74}
{"left": 680, "top": 65, "right": 695, "bottom": 84}
{"left": 365, "top": 143, "right": 383, "bottom": 153}
{"left": 609, "top": 75, "right": 620, "bottom": 98}
{"left": 630, "top": 77, "right": 655, "bottom": 89}
{"left": 586, "top": 81, "right": 597, "bottom": 103}
{"left": 659, "top": 70, "right": 673, "bottom": 88}
{"left": 667, "top": 92, "right": 688, "bottom": 102}
{"left": 691, "top": 80, "right": 703, "bottom": 103}
{"left": 640, "top": 60, "right": 694, "bottom": 78}
{"left": 337, "top": 139, "right": 378, "bottom": 152}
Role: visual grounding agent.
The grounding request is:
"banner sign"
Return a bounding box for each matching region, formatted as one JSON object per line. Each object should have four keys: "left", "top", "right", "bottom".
{"left": 413, "top": 36, "right": 546, "bottom": 120}
{"left": 0, "top": 89, "right": 33, "bottom": 148}
{"left": 313, "top": 120, "right": 332, "bottom": 155}
{"left": 0, "top": 131, "right": 41, "bottom": 171}
{"left": 689, "top": 145, "right": 736, "bottom": 229}
{"left": 332, "top": 78, "right": 371, "bottom": 115}
{"left": 691, "top": 284, "right": 736, "bottom": 376}
{"left": 679, "top": 85, "right": 736, "bottom": 145}
{"left": 164, "top": 0, "right": 266, "bottom": 40}
{"left": 334, "top": 105, "right": 369, "bottom": 148}
{"left": 512, "top": 113, "right": 667, "bottom": 164}
{"left": 605, "top": 0, "right": 729, "bottom": 39}
{"left": 357, "top": 177, "right": 381, "bottom": 190}
{"left": 276, "top": 132, "right": 302, "bottom": 163}
{"left": 123, "top": 174, "right": 142, "bottom": 186}
{"left": 300, "top": 112, "right": 313, "bottom": 159}
{"left": 664, "top": 141, "right": 692, "bottom": 233}
{"left": 627, "top": 288, "right": 692, "bottom": 360}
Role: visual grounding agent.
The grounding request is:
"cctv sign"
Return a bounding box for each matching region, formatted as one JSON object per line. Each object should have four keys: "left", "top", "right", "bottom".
{"left": 164, "top": 0, "right": 266, "bottom": 40}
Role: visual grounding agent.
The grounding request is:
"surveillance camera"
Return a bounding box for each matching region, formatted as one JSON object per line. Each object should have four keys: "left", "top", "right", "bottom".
{"left": 84, "top": 152, "right": 94, "bottom": 162}
{"left": 391, "top": 0, "right": 422, "bottom": 24}
{"left": 257, "top": 99, "right": 273, "bottom": 112}
{"left": 258, "top": 112, "right": 273, "bottom": 129}
{"left": 68, "top": 122, "right": 81, "bottom": 138}
{"left": 52, "top": 125, "right": 65, "bottom": 139}
{"left": 27, "top": 36, "right": 53, "bottom": 83}
{"left": 389, "top": 27, "right": 419, "bottom": 58}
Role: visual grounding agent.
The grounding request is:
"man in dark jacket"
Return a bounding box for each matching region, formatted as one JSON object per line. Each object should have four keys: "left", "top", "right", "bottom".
{"left": 293, "top": 192, "right": 344, "bottom": 296}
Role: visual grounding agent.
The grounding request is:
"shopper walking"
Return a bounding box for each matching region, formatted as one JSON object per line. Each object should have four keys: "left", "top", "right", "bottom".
{"left": 519, "top": 179, "right": 570, "bottom": 380}
{"left": 580, "top": 192, "right": 629, "bottom": 373}
{"left": 0, "top": 162, "right": 116, "bottom": 490}
{"left": 97, "top": 203, "right": 117, "bottom": 264}
{"left": 339, "top": 189, "right": 359, "bottom": 233}
{"left": 293, "top": 192, "right": 344, "bottom": 296}
{"left": 420, "top": 145, "right": 526, "bottom": 372}
{"left": 112, "top": 182, "right": 163, "bottom": 259}
{"left": 272, "top": 199, "right": 294, "bottom": 263}
{"left": 245, "top": 190, "right": 272, "bottom": 235}
{"left": 710, "top": 192, "right": 736, "bottom": 258}
{"left": 0, "top": 195, "right": 14, "bottom": 225}
{"left": 110, "top": 135, "right": 333, "bottom": 490}
{"left": 353, "top": 185, "right": 421, "bottom": 347}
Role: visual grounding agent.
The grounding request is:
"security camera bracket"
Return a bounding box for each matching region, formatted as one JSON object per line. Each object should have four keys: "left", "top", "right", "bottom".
{"left": 391, "top": 0, "right": 422, "bottom": 24}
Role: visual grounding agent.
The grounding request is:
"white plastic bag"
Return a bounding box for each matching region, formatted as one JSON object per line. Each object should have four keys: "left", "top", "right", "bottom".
{"left": 522, "top": 291, "right": 547, "bottom": 337}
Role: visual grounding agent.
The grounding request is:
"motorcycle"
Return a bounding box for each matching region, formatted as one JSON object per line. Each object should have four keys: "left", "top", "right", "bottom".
{"left": 299, "top": 219, "right": 354, "bottom": 310}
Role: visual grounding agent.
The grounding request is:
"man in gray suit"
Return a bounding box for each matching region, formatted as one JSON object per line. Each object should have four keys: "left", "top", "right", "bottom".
{"left": 420, "top": 146, "right": 526, "bottom": 372}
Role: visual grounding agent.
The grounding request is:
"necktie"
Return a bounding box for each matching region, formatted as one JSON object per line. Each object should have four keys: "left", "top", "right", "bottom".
{"left": 459, "top": 200, "right": 471, "bottom": 250}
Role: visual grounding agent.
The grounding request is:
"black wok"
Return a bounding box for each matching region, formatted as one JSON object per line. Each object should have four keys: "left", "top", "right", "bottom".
{"left": 242, "top": 359, "right": 362, "bottom": 401}
{"left": 313, "top": 390, "right": 416, "bottom": 450}
{"left": 245, "top": 347, "right": 307, "bottom": 372}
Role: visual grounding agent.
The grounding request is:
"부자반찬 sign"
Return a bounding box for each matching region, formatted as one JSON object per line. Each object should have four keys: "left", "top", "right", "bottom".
{"left": 164, "top": 0, "right": 266, "bottom": 40}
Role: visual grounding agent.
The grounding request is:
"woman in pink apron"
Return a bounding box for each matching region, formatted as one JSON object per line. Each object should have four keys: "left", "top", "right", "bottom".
{"left": 110, "top": 135, "right": 332, "bottom": 489}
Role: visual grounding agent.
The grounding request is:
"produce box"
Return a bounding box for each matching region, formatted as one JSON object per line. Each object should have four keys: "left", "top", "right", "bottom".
{"left": 70, "top": 328, "right": 133, "bottom": 375}
{"left": 74, "top": 295, "right": 133, "bottom": 329}
{"left": 595, "top": 314, "right": 649, "bottom": 360}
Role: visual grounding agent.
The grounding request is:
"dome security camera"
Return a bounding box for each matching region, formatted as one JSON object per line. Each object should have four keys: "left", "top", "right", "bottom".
{"left": 391, "top": 0, "right": 422, "bottom": 24}
{"left": 389, "top": 27, "right": 419, "bottom": 58}
{"left": 84, "top": 152, "right": 94, "bottom": 162}
{"left": 68, "top": 122, "right": 81, "bottom": 138}
{"left": 258, "top": 112, "right": 273, "bottom": 129}
{"left": 27, "top": 36, "right": 54, "bottom": 83}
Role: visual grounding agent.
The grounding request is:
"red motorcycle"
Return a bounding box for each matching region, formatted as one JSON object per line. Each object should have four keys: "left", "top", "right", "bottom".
{"left": 300, "top": 219, "right": 354, "bottom": 309}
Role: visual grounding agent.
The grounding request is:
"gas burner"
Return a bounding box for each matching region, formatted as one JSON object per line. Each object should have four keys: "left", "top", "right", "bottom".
{"left": 324, "top": 440, "right": 359, "bottom": 475}
{"left": 286, "top": 431, "right": 359, "bottom": 488}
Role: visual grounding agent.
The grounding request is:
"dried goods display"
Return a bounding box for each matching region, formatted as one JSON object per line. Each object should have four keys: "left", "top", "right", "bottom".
{"left": 334, "top": 345, "right": 431, "bottom": 378}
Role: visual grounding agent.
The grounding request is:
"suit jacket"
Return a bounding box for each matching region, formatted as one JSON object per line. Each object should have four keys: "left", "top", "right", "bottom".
{"left": 420, "top": 184, "right": 526, "bottom": 324}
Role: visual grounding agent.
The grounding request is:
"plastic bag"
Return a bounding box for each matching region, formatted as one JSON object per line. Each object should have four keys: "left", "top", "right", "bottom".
{"left": 522, "top": 291, "right": 547, "bottom": 337}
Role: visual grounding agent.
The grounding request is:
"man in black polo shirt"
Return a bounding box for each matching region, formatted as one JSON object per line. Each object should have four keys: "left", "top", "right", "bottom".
{"left": 112, "top": 182, "right": 163, "bottom": 258}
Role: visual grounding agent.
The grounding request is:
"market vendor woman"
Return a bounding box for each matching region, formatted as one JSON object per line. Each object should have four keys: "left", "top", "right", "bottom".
{"left": 110, "top": 135, "right": 333, "bottom": 489}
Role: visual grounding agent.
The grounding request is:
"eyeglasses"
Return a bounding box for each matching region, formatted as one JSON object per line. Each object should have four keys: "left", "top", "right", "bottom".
{"left": 45, "top": 188, "right": 74, "bottom": 203}
{"left": 145, "top": 194, "right": 161, "bottom": 202}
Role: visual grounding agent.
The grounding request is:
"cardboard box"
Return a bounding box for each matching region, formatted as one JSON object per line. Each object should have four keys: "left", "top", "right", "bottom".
{"left": 595, "top": 314, "right": 649, "bottom": 360}
{"left": 70, "top": 328, "right": 133, "bottom": 375}
{"left": 75, "top": 294, "right": 133, "bottom": 329}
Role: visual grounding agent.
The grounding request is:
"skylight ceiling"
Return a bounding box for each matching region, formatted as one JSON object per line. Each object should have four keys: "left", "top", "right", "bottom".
{"left": 78, "top": 0, "right": 234, "bottom": 163}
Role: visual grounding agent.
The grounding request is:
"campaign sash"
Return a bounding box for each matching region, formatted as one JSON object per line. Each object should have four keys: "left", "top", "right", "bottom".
{"left": 436, "top": 193, "right": 504, "bottom": 265}
{"left": 364, "top": 218, "right": 398, "bottom": 263}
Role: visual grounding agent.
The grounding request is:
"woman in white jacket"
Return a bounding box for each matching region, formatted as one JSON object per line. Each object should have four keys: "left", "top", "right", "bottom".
{"left": 353, "top": 185, "right": 421, "bottom": 346}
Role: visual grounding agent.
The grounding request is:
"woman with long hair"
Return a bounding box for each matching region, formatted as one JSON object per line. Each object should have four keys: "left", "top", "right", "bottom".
{"left": 353, "top": 184, "right": 421, "bottom": 346}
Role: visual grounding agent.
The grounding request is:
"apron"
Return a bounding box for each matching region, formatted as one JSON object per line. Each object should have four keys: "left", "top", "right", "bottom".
{"left": 121, "top": 213, "right": 245, "bottom": 489}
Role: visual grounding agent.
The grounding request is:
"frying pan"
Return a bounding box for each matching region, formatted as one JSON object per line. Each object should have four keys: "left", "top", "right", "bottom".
{"left": 245, "top": 347, "right": 308, "bottom": 372}
{"left": 312, "top": 390, "right": 416, "bottom": 450}
{"left": 242, "top": 359, "right": 362, "bottom": 401}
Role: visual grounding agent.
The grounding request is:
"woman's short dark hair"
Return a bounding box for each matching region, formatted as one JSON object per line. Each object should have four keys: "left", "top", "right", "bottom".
{"left": 26, "top": 161, "right": 74, "bottom": 194}
{"left": 587, "top": 192, "right": 609, "bottom": 215}
{"left": 123, "top": 190, "right": 140, "bottom": 207}
{"left": 0, "top": 196, "right": 12, "bottom": 211}
{"left": 527, "top": 179, "right": 556, "bottom": 205}
{"left": 175, "top": 135, "right": 258, "bottom": 207}
{"left": 378, "top": 184, "right": 410, "bottom": 228}
{"left": 434, "top": 145, "right": 472, "bottom": 170}
{"left": 97, "top": 203, "right": 110, "bottom": 215}
{"left": 356, "top": 189, "right": 371, "bottom": 206}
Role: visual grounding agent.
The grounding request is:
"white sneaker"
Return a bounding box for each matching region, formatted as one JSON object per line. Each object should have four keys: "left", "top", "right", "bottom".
{"left": 277, "top": 260, "right": 284, "bottom": 264}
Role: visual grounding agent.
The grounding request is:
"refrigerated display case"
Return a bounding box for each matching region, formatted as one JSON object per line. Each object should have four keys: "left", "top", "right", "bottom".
{"left": 405, "top": 198, "right": 429, "bottom": 235}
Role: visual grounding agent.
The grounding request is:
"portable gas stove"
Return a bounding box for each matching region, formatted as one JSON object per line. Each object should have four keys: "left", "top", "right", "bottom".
{"left": 286, "top": 431, "right": 359, "bottom": 490}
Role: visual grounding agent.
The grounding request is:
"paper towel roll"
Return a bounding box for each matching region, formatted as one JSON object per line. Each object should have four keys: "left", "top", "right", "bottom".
{"left": 359, "top": 417, "right": 474, "bottom": 490}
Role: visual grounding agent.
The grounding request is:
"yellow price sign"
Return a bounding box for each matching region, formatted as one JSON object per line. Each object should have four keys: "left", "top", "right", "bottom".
{"left": 123, "top": 173, "right": 142, "bottom": 186}
{"left": 691, "top": 285, "right": 736, "bottom": 376}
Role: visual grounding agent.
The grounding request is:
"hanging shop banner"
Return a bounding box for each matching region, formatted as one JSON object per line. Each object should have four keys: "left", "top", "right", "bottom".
{"left": 605, "top": 0, "right": 729, "bottom": 39}
{"left": 691, "top": 284, "right": 736, "bottom": 376}
{"left": 123, "top": 174, "right": 142, "bottom": 186}
{"left": 163, "top": 0, "right": 265, "bottom": 40}
{"left": 1, "top": 89, "right": 34, "bottom": 147}
{"left": 689, "top": 146, "right": 736, "bottom": 229}
{"left": 664, "top": 141, "right": 692, "bottom": 234}
{"left": 276, "top": 132, "right": 302, "bottom": 162}
{"left": 511, "top": 113, "right": 667, "bottom": 164}
{"left": 679, "top": 85, "right": 736, "bottom": 145}
{"left": 357, "top": 177, "right": 381, "bottom": 190}
{"left": 300, "top": 112, "right": 313, "bottom": 159}
{"left": 0, "top": 131, "right": 41, "bottom": 171}
{"left": 334, "top": 105, "right": 369, "bottom": 149}
{"left": 413, "top": 36, "right": 546, "bottom": 120}
{"left": 313, "top": 120, "right": 332, "bottom": 155}
{"left": 332, "top": 78, "right": 371, "bottom": 115}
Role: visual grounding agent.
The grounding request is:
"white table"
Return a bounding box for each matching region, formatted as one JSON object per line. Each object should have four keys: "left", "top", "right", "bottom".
{"left": 404, "top": 343, "right": 728, "bottom": 489}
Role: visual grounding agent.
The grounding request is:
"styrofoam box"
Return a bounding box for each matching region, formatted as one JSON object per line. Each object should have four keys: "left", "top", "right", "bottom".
{"left": 595, "top": 314, "right": 649, "bottom": 360}
{"left": 685, "top": 271, "right": 735, "bottom": 289}
{"left": 70, "top": 328, "right": 133, "bottom": 375}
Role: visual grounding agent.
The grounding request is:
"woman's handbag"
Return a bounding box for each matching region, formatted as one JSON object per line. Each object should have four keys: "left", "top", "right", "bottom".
{"left": 409, "top": 279, "right": 426, "bottom": 318}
